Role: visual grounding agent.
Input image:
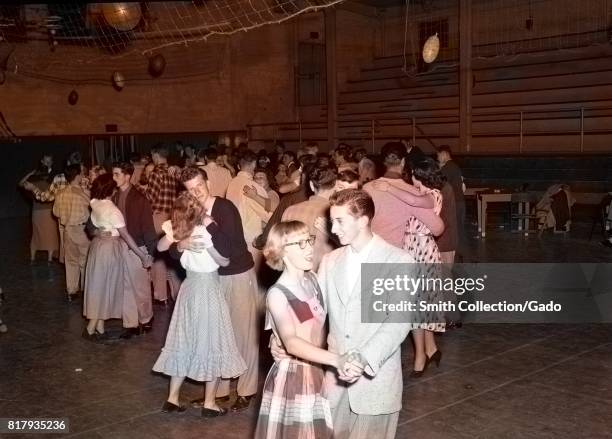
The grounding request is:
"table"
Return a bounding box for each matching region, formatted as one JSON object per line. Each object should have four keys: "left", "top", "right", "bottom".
{"left": 464, "top": 187, "right": 489, "bottom": 197}
{"left": 473, "top": 190, "right": 612, "bottom": 237}
{"left": 477, "top": 191, "right": 512, "bottom": 237}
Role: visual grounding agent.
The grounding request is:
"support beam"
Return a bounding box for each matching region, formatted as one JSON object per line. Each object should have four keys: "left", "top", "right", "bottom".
{"left": 325, "top": 8, "right": 338, "bottom": 151}
{"left": 459, "top": 0, "right": 472, "bottom": 153}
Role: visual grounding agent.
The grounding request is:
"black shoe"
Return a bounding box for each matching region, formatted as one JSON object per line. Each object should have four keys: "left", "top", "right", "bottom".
{"left": 600, "top": 240, "right": 612, "bottom": 249}
{"left": 202, "top": 407, "right": 228, "bottom": 418}
{"left": 67, "top": 293, "right": 79, "bottom": 303}
{"left": 95, "top": 331, "right": 109, "bottom": 341}
{"left": 409, "top": 369, "right": 425, "bottom": 378}
{"left": 119, "top": 327, "right": 140, "bottom": 339}
{"left": 154, "top": 299, "right": 169, "bottom": 308}
{"left": 140, "top": 318, "right": 154, "bottom": 334}
{"left": 161, "top": 401, "right": 186, "bottom": 413}
{"left": 427, "top": 350, "right": 442, "bottom": 368}
{"left": 191, "top": 396, "right": 229, "bottom": 409}
{"left": 410, "top": 352, "right": 441, "bottom": 379}
{"left": 230, "top": 395, "right": 254, "bottom": 412}
{"left": 81, "top": 328, "right": 99, "bottom": 342}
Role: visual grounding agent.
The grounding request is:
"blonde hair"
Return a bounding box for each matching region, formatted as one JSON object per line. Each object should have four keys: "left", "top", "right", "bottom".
{"left": 263, "top": 221, "right": 309, "bottom": 271}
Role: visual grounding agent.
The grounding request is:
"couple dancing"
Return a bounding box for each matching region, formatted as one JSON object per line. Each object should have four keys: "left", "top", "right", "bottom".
{"left": 256, "top": 189, "right": 414, "bottom": 439}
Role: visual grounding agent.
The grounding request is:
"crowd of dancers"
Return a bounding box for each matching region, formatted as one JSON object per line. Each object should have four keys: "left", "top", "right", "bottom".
{"left": 18, "top": 139, "right": 466, "bottom": 439}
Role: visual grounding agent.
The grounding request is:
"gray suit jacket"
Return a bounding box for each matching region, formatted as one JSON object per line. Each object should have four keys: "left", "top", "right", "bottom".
{"left": 319, "top": 234, "right": 415, "bottom": 415}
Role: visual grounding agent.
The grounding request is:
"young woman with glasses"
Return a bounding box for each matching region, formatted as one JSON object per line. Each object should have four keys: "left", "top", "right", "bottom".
{"left": 255, "top": 221, "right": 358, "bottom": 439}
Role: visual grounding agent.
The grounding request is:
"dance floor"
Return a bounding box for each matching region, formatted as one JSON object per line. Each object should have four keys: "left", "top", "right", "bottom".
{"left": 1, "top": 218, "right": 610, "bottom": 438}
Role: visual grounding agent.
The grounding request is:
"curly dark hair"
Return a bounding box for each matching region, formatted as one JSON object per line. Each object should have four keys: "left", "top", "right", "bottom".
{"left": 410, "top": 157, "right": 445, "bottom": 190}
{"left": 90, "top": 173, "right": 117, "bottom": 199}
{"left": 254, "top": 167, "right": 276, "bottom": 190}
{"left": 337, "top": 169, "right": 359, "bottom": 184}
{"left": 308, "top": 165, "right": 337, "bottom": 191}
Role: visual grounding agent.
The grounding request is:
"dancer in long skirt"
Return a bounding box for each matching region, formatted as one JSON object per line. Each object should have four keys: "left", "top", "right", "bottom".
{"left": 153, "top": 193, "right": 246, "bottom": 417}
{"left": 83, "top": 174, "right": 152, "bottom": 341}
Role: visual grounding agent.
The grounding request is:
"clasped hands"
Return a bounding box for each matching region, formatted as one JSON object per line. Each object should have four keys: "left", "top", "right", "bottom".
{"left": 269, "top": 334, "right": 365, "bottom": 384}
{"left": 337, "top": 350, "right": 366, "bottom": 383}
{"left": 141, "top": 254, "right": 153, "bottom": 269}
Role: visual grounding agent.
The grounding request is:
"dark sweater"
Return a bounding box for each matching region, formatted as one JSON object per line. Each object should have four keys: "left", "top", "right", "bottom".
{"left": 113, "top": 186, "right": 157, "bottom": 255}
{"left": 406, "top": 146, "right": 427, "bottom": 167}
{"left": 441, "top": 160, "right": 465, "bottom": 205}
{"left": 253, "top": 186, "right": 309, "bottom": 249}
{"left": 85, "top": 188, "right": 157, "bottom": 254}
{"left": 436, "top": 183, "right": 458, "bottom": 252}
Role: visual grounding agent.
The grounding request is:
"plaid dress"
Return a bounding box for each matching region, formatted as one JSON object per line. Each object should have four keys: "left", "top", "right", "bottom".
{"left": 255, "top": 272, "right": 333, "bottom": 439}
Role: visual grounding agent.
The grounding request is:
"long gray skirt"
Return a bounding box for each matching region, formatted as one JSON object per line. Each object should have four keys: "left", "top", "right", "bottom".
{"left": 83, "top": 236, "right": 125, "bottom": 320}
{"left": 153, "top": 271, "right": 246, "bottom": 382}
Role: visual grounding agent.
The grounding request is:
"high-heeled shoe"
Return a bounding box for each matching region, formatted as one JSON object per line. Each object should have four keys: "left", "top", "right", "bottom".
{"left": 427, "top": 350, "right": 442, "bottom": 368}
{"left": 409, "top": 369, "right": 425, "bottom": 378}
{"left": 161, "top": 401, "right": 186, "bottom": 413}
{"left": 202, "top": 406, "right": 227, "bottom": 418}
{"left": 410, "top": 357, "right": 429, "bottom": 378}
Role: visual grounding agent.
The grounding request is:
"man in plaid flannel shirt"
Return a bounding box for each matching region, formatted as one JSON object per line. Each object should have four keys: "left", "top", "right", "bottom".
{"left": 143, "top": 145, "right": 180, "bottom": 303}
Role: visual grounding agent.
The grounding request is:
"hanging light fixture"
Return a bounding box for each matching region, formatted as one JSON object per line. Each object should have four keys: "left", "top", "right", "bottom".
{"left": 422, "top": 33, "right": 440, "bottom": 64}
{"left": 102, "top": 3, "right": 142, "bottom": 32}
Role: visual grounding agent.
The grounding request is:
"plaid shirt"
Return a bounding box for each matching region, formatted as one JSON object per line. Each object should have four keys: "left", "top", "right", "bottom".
{"left": 53, "top": 184, "right": 91, "bottom": 226}
{"left": 32, "top": 174, "right": 68, "bottom": 202}
{"left": 31, "top": 173, "right": 90, "bottom": 202}
{"left": 143, "top": 164, "right": 178, "bottom": 213}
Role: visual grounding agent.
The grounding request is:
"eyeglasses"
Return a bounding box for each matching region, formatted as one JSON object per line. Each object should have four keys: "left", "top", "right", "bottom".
{"left": 284, "top": 235, "right": 316, "bottom": 249}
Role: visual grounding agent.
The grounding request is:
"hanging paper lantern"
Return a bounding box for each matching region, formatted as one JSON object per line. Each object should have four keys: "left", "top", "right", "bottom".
{"left": 102, "top": 3, "right": 142, "bottom": 32}
{"left": 422, "top": 33, "right": 440, "bottom": 64}
{"left": 148, "top": 54, "right": 166, "bottom": 78}
{"left": 112, "top": 71, "right": 126, "bottom": 91}
{"left": 68, "top": 90, "right": 79, "bottom": 105}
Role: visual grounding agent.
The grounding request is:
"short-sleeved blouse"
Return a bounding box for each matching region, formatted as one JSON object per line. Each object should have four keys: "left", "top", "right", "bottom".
{"left": 162, "top": 220, "right": 219, "bottom": 273}
{"left": 90, "top": 199, "right": 125, "bottom": 236}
